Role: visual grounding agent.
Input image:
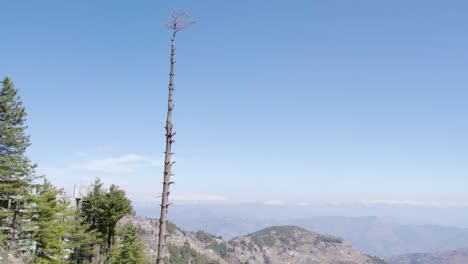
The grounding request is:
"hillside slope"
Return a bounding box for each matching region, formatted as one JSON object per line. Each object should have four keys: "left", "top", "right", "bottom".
{"left": 0, "top": 248, "right": 22, "bottom": 264}
{"left": 166, "top": 208, "right": 468, "bottom": 257}
{"left": 227, "top": 226, "right": 386, "bottom": 264}
{"left": 121, "top": 215, "right": 386, "bottom": 264}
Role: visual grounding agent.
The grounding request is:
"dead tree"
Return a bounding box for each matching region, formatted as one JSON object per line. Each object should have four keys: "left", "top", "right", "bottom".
{"left": 156, "top": 11, "right": 195, "bottom": 264}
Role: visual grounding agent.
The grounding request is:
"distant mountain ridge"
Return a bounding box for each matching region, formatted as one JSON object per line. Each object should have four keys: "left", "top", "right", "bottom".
{"left": 122, "top": 215, "right": 387, "bottom": 264}
{"left": 388, "top": 247, "right": 468, "bottom": 264}
{"left": 293, "top": 216, "right": 468, "bottom": 257}
{"left": 165, "top": 210, "right": 468, "bottom": 257}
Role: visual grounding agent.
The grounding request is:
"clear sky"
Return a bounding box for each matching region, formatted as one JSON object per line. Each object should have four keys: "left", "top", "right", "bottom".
{"left": 1, "top": 0, "right": 467, "bottom": 208}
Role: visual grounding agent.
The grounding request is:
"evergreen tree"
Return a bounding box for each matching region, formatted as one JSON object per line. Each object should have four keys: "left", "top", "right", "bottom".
{"left": 66, "top": 212, "right": 99, "bottom": 264}
{"left": 81, "top": 178, "right": 106, "bottom": 235}
{"left": 81, "top": 179, "right": 132, "bottom": 263}
{"left": 81, "top": 178, "right": 107, "bottom": 262}
{"left": 114, "top": 223, "right": 146, "bottom": 264}
{"left": 102, "top": 185, "right": 132, "bottom": 263}
{"left": 0, "top": 77, "right": 37, "bottom": 252}
{"left": 30, "top": 180, "right": 70, "bottom": 264}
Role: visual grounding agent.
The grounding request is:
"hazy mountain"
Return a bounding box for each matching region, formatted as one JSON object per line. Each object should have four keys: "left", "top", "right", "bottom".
{"left": 142, "top": 205, "right": 468, "bottom": 257}
{"left": 292, "top": 216, "right": 468, "bottom": 257}
{"left": 122, "top": 215, "right": 387, "bottom": 264}
{"left": 135, "top": 202, "right": 468, "bottom": 231}
{"left": 388, "top": 247, "right": 468, "bottom": 264}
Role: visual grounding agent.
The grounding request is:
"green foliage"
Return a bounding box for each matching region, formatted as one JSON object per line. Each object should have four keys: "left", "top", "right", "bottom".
{"left": 81, "top": 178, "right": 106, "bottom": 235}
{"left": 165, "top": 243, "right": 216, "bottom": 264}
{"left": 314, "top": 234, "right": 343, "bottom": 244}
{"left": 29, "top": 180, "right": 71, "bottom": 264}
{"left": 250, "top": 234, "right": 276, "bottom": 248}
{"left": 194, "top": 230, "right": 217, "bottom": 243}
{"left": 103, "top": 185, "right": 133, "bottom": 231}
{"left": 249, "top": 226, "right": 307, "bottom": 248}
{"left": 114, "top": 223, "right": 146, "bottom": 264}
{"left": 0, "top": 77, "right": 38, "bottom": 252}
{"left": 66, "top": 213, "right": 99, "bottom": 264}
{"left": 0, "top": 77, "right": 34, "bottom": 179}
{"left": 68, "top": 180, "right": 136, "bottom": 264}
{"left": 367, "top": 256, "right": 388, "bottom": 264}
{"left": 251, "top": 226, "right": 307, "bottom": 237}
{"left": 166, "top": 222, "right": 179, "bottom": 235}
{"left": 81, "top": 179, "right": 132, "bottom": 263}
{"left": 208, "top": 241, "right": 228, "bottom": 258}
{"left": 192, "top": 230, "right": 228, "bottom": 259}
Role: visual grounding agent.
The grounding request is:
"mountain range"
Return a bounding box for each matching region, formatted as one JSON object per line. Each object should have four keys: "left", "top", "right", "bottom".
{"left": 387, "top": 247, "right": 468, "bottom": 264}
{"left": 121, "top": 215, "right": 387, "bottom": 264}
{"left": 161, "top": 207, "right": 468, "bottom": 257}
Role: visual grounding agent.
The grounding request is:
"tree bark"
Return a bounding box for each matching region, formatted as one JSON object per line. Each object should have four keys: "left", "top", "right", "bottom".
{"left": 106, "top": 226, "right": 113, "bottom": 264}
{"left": 156, "top": 12, "right": 194, "bottom": 264}
{"left": 8, "top": 201, "right": 19, "bottom": 252}
{"left": 156, "top": 25, "right": 177, "bottom": 264}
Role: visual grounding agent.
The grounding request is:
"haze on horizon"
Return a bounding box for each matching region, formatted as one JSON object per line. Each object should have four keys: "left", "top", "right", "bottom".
{"left": 1, "top": 0, "right": 467, "bottom": 226}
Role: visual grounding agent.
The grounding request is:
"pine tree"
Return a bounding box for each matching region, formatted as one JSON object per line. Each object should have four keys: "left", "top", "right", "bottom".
{"left": 81, "top": 179, "right": 132, "bottom": 263}
{"left": 0, "top": 77, "right": 37, "bottom": 253}
{"left": 114, "top": 223, "right": 146, "bottom": 264}
{"left": 66, "top": 213, "right": 99, "bottom": 264}
{"left": 30, "top": 180, "right": 70, "bottom": 264}
{"left": 102, "top": 185, "right": 132, "bottom": 263}
{"left": 81, "top": 178, "right": 107, "bottom": 262}
{"left": 81, "top": 178, "right": 106, "bottom": 235}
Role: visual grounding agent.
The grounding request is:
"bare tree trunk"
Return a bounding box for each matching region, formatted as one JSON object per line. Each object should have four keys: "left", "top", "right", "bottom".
{"left": 8, "top": 200, "right": 19, "bottom": 252}
{"left": 97, "top": 244, "right": 102, "bottom": 264}
{"left": 156, "top": 11, "right": 195, "bottom": 264}
{"left": 8, "top": 209, "right": 17, "bottom": 252}
{"left": 106, "top": 227, "right": 114, "bottom": 264}
{"left": 156, "top": 24, "right": 177, "bottom": 264}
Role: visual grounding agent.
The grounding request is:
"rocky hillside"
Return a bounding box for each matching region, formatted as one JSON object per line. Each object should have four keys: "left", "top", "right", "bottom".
{"left": 388, "top": 247, "right": 468, "bottom": 264}
{"left": 165, "top": 206, "right": 468, "bottom": 257}
{"left": 227, "top": 226, "right": 386, "bottom": 264}
{"left": 121, "top": 215, "right": 387, "bottom": 264}
{"left": 0, "top": 248, "right": 22, "bottom": 264}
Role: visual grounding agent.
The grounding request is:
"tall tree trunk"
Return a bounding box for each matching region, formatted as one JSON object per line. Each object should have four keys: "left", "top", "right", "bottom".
{"left": 156, "top": 26, "right": 177, "bottom": 264}
{"left": 8, "top": 201, "right": 19, "bottom": 252}
{"left": 156, "top": 11, "right": 195, "bottom": 264}
{"left": 97, "top": 244, "right": 102, "bottom": 264}
{"left": 106, "top": 226, "right": 113, "bottom": 264}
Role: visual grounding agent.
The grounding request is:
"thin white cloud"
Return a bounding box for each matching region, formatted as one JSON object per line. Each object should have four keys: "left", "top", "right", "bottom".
{"left": 359, "top": 199, "right": 468, "bottom": 208}
{"left": 171, "top": 194, "right": 229, "bottom": 202}
{"left": 263, "top": 200, "right": 287, "bottom": 206}
{"left": 38, "top": 152, "right": 167, "bottom": 202}
{"left": 70, "top": 154, "right": 162, "bottom": 174}
{"left": 39, "top": 153, "right": 163, "bottom": 186}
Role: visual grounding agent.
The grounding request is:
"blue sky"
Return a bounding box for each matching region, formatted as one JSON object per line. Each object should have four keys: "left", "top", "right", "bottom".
{"left": 1, "top": 0, "right": 467, "bottom": 208}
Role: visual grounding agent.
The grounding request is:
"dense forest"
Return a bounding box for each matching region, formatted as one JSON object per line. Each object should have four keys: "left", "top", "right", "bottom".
{"left": 0, "top": 77, "right": 146, "bottom": 263}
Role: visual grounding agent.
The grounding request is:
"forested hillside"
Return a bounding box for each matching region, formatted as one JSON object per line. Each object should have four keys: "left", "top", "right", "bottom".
{"left": 124, "top": 215, "right": 387, "bottom": 264}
